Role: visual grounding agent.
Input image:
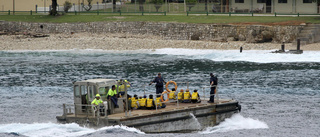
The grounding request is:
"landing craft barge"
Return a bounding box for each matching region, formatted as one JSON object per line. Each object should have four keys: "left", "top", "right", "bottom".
{"left": 56, "top": 79, "right": 241, "bottom": 133}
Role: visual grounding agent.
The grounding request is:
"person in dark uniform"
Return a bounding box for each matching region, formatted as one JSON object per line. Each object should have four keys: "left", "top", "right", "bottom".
{"left": 149, "top": 73, "right": 166, "bottom": 97}
{"left": 208, "top": 73, "right": 218, "bottom": 103}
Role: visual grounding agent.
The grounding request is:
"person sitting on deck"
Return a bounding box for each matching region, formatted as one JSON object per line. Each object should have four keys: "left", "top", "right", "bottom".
{"left": 169, "top": 88, "right": 177, "bottom": 100}
{"left": 146, "top": 94, "right": 156, "bottom": 110}
{"left": 191, "top": 90, "right": 201, "bottom": 103}
{"left": 107, "top": 85, "right": 119, "bottom": 108}
{"left": 183, "top": 89, "right": 191, "bottom": 103}
{"left": 138, "top": 95, "right": 147, "bottom": 109}
{"left": 131, "top": 94, "right": 139, "bottom": 109}
{"left": 178, "top": 89, "right": 184, "bottom": 102}
{"left": 156, "top": 96, "right": 166, "bottom": 109}
{"left": 91, "top": 94, "right": 105, "bottom": 115}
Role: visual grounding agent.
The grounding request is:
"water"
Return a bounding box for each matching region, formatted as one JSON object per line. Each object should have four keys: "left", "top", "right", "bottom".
{"left": 0, "top": 49, "right": 319, "bottom": 137}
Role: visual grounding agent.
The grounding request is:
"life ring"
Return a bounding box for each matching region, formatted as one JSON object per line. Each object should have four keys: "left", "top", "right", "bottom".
{"left": 165, "top": 81, "right": 178, "bottom": 92}
{"left": 161, "top": 90, "right": 170, "bottom": 102}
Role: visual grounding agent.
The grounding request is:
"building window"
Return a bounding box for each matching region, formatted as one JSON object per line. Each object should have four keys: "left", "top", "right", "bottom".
{"left": 278, "top": 0, "right": 287, "bottom": 3}
{"left": 303, "top": 0, "right": 312, "bottom": 3}
{"left": 257, "top": 0, "right": 266, "bottom": 3}
{"left": 235, "top": 0, "right": 244, "bottom": 3}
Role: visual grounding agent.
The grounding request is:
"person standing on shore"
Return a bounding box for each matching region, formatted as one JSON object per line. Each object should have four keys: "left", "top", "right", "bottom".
{"left": 149, "top": 73, "right": 166, "bottom": 97}
{"left": 208, "top": 73, "right": 218, "bottom": 103}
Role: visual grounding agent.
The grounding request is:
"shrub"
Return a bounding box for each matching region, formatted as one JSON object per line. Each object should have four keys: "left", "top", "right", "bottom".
{"left": 63, "top": 1, "right": 72, "bottom": 13}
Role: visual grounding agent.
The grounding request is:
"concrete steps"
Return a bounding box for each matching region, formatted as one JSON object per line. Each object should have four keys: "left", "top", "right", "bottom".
{"left": 293, "top": 24, "right": 320, "bottom": 46}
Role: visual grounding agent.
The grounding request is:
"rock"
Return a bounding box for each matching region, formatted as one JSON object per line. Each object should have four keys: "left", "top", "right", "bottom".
{"left": 227, "top": 37, "right": 235, "bottom": 42}
{"left": 191, "top": 33, "right": 200, "bottom": 40}
{"left": 212, "top": 37, "right": 226, "bottom": 42}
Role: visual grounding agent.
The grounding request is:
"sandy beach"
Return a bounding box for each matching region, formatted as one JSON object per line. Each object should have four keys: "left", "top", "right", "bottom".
{"left": 1, "top": 33, "right": 320, "bottom": 51}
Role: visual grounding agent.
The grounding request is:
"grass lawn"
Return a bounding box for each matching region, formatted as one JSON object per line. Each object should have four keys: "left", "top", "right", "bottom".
{"left": 1, "top": 14, "right": 320, "bottom": 24}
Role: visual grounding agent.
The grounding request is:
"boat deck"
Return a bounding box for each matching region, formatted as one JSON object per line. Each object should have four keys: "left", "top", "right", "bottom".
{"left": 109, "top": 99, "right": 234, "bottom": 120}
{"left": 63, "top": 99, "right": 236, "bottom": 120}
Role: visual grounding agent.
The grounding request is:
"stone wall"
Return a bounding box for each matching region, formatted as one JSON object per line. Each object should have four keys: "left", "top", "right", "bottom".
{"left": 0, "top": 21, "right": 304, "bottom": 43}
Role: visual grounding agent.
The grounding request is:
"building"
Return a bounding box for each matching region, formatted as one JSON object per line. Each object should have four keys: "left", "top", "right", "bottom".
{"left": 219, "top": 0, "right": 319, "bottom": 14}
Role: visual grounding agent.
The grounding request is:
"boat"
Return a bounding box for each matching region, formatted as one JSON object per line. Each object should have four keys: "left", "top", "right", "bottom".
{"left": 56, "top": 79, "right": 241, "bottom": 133}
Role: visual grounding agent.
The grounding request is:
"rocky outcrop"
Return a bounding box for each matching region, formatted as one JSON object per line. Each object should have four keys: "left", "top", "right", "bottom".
{"left": 0, "top": 21, "right": 305, "bottom": 43}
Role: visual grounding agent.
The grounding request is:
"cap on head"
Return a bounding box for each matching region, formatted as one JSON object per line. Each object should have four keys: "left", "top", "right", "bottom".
{"left": 186, "top": 89, "right": 189, "bottom": 92}
{"left": 210, "top": 73, "right": 214, "bottom": 77}
{"left": 96, "top": 94, "right": 101, "bottom": 97}
{"left": 112, "top": 85, "right": 115, "bottom": 88}
{"left": 180, "top": 89, "right": 184, "bottom": 92}
{"left": 194, "top": 90, "right": 198, "bottom": 92}
{"left": 143, "top": 95, "right": 147, "bottom": 98}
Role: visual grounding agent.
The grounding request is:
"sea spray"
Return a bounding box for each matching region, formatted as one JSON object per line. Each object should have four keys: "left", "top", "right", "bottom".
{"left": 200, "top": 114, "right": 268, "bottom": 134}
{"left": 189, "top": 113, "right": 201, "bottom": 130}
{"left": 0, "top": 123, "right": 145, "bottom": 137}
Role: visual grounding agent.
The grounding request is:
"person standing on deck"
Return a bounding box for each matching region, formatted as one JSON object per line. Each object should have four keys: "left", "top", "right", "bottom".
{"left": 208, "top": 73, "right": 218, "bottom": 103}
{"left": 149, "top": 73, "right": 166, "bottom": 97}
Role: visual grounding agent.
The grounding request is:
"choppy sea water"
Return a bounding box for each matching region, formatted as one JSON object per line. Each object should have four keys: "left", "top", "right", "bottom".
{"left": 0, "top": 49, "right": 319, "bottom": 137}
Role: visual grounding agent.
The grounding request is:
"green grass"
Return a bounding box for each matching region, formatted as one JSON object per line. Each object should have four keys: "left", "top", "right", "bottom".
{"left": 1, "top": 14, "right": 320, "bottom": 24}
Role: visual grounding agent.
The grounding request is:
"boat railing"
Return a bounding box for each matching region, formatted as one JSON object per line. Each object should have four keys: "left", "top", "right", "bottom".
{"left": 62, "top": 103, "right": 107, "bottom": 118}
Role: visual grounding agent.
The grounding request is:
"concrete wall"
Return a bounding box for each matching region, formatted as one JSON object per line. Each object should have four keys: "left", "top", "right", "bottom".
{"left": 274, "top": 0, "right": 293, "bottom": 13}
{"left": 0, "top": 21, "right": 305, "bottom": 43}
{"left": 296, "top": 1, "right": 317, "bottom": 14}
{"left": 0, "top": 0, "right": 103, "bottom": 11}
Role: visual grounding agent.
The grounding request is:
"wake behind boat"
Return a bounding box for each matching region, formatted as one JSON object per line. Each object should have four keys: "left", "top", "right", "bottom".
{"left": 56, "top": 79, "right": 241, "bottom": 133}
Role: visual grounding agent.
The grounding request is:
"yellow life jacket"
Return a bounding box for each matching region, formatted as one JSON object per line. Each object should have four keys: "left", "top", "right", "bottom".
{"left": 139, "top": 98, "right": 146, "bottom": 107}
{"left": 156, "top": 97, "right": 162, "bottom": 107}
{"left": 169, "top": 91, "right": 176, "bottom": 99}
{"left": 192, "top": 92, "right": 198, "bottom": 100}
{"left": 184, "top": 92, "right": 190, "bottom": 100}
{"left": 146, "top": 98, "right": 154, "bottom": 107}
{"left": 131, "top": 97, "right": 137, "bottom": 108}
{"left": 178, "top": 92, "right": 184, "bottom": 100}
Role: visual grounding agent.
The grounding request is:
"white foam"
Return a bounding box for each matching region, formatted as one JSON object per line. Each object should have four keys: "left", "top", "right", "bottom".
{"left": 200, "top": 114, "right": 269, "bottom": 134}
{"left": 151, "top": 48, "right": 320, "bottom": 63}
{"left": 0, "top": 123, "right": 144, "bottom": 137}
{"left": 3, "top": 48, "right": 320, "bottom": 63}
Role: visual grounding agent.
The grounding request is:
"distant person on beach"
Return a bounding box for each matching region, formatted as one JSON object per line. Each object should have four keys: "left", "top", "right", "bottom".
{"left": 208, "top": 73, "right": 218, "bottom": 103}
{"left": 149, "top": 73, "right": 166, "bottom": 97}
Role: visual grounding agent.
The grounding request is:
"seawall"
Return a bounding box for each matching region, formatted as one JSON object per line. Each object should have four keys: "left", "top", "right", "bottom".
{"left": 0, "top": 21, "right": 304, "bottom": 43}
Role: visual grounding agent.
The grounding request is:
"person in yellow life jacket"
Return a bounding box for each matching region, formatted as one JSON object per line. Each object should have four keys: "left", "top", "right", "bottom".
{"left": 138, "top": 95, "right": 147, "bottom": 109}
{"left": 116, "top": 79, "right": 131, "bottom": 96}
{"left": 91, "top": 94, "right": 103, "bottom": 106}
{"left": 131, "top": 94, "right": 139, "bottom": 109}
{"left": 91, "top": 94, "right": 105, "bottom": 116}
{"left": 107, "top": 85, "right": 119, "bottom": 108}
{"left": 156, "top": 96, "right": 166, "bottom": 109}
{"left": 178, "top": 89, "right": 184, "bottom": 102}
{"left": 191, "top": 90, "right": 201, "bottom": 103}
{"left": 146, "top": 94, "right": 156, "bottom": 110}
{"left": 183, "top": 89, "right": 191, "bottom": 103}
{"left": 169, "top": 88, "right": 176, "bottom": 100}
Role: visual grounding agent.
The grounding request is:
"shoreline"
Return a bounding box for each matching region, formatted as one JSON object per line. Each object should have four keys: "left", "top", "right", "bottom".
{"left": 1, "top": 33, "right": 320, "bottom": 51}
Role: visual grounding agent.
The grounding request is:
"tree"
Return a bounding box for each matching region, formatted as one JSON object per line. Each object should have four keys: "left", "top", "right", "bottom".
{"left": 139, "top": 0, "right": 144, "bottom": 12}
{"left": 63, "top": 1, "right": 72, "bottom": 13}
{"left": 151, "top": 0, "right": 164, "bottom": 12}
{"left": 50, "top": 0, "right": 58, "bottom": 16}
{"left": 113, "top": 0, "right": 117, "bottom": 12}
{"left": 186, "top": 0, "right": 197, "bottom": 11}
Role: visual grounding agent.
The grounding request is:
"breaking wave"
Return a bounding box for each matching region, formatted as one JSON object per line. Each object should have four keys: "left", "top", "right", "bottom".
{"left": 0, "top": 123, "right": 144, "bottom": 137}
{"left": 200, "top": 114, "right": 269, "bottom": 134}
